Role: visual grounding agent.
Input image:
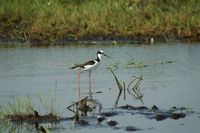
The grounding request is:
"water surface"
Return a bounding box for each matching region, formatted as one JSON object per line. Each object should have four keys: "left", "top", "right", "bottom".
{"left": 0, "top": 42, "right": 200, "bottom": 132}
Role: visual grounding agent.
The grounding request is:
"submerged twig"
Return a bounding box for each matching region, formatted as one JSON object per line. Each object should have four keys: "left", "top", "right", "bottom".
{"left": 123, "top": 82, "right": 126, "bottom": 100}
{"left": 109, "top": 68, "right": 123, "bottom": 107}
{"left": 109, "top": 68, "right": 123, "bottom": 90}
{"left": 114, "top": 87, "right": 122, "bottom": 107}
{"left": 127, "top": 75, "right": 143, "bottom": 104}
{"left": 109, "top": 68, "right": 144, "bottom": 107}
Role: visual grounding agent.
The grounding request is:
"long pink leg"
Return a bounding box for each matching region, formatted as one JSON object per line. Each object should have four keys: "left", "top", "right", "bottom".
{"left": 77, "top": 72, "right": 81, "bottom": 99}
{"left": 89, "top": 71, "right": 92, "bottom": 95}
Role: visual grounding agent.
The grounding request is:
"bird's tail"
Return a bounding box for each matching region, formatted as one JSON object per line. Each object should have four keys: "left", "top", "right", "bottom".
{"left": 70, "top": 66, "right": 77, "bottom": 69}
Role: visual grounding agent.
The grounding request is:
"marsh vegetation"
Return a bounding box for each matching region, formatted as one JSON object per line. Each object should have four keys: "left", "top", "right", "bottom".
{"left": 0, "top": 0, "right": 200, "bottom": 43}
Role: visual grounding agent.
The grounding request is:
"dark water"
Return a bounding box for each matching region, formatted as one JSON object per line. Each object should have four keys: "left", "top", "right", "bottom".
{"left": 0, "top": 42, "right": 200, "bottom": 132}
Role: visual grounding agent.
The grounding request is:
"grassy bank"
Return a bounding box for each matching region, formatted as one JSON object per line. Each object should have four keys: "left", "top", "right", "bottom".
{"left": 0, "top": 0, "right": 200, "bottom": 43}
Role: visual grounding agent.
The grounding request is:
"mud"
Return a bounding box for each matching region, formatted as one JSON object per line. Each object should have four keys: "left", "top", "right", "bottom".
{"left": 8, "top": 112, "right": 59, "bottom": 123}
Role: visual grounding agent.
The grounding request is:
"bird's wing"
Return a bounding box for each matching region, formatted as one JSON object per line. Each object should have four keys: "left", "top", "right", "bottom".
{"left": 70, "top": 60, "right": 96, "bottom": 69}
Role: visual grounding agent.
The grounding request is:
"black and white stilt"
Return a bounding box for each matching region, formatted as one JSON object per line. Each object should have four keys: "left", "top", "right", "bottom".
{"left": 70, "top": 50, "right": 109, "bottom": 98}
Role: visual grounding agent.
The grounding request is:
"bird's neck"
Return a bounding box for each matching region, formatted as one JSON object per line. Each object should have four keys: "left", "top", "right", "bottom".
{"left": 96, "top": 54, "right": 102, "bottom": 62}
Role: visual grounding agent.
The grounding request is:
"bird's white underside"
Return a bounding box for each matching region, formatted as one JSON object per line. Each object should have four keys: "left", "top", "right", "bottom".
{"left": 83, "top": 60, "right": 100, "bottom": 71}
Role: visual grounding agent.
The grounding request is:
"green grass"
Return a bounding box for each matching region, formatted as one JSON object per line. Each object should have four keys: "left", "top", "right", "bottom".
{"left": 0, "top": 97, "right": 35, "bottom": 119}
{"left": 0, "top": 87, "right": 61, "bottom": 120}
{"left": 0, "top": 0, "right": 200, "bottom": 42}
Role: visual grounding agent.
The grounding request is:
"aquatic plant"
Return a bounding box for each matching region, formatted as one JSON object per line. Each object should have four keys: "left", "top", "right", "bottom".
{"left": 123, "top": 59, "right": 174, "bottom": 69}
{"left": 106, "top": 61, "right": 120, "bottom": 70}
{"left": 0, "top": 96, "right": 35, "bottom": 119}
{"left": 38, "top": 91, "right": 60, "bottom": 117}
{"left": 157, "top": 60, "right": 174, "bottom": 65}
{"left": 124, "top": 60, "right": 148, "bottom": 69}
{"left": 36, "top": 80, "right": 63, "bottom": 118}
{"left": 0, "top": 81, "right": 61, "bottom": 122}
{"left": 0, "top": 87, "right": 61, "bottom": 133}
{"left": 0, "top": 95, "right": 60, "bottom": 121}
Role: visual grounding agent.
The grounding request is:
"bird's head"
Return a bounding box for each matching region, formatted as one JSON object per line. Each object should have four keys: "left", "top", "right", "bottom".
{"left": 97, "top": 50, "right": 110, "bottom": 59}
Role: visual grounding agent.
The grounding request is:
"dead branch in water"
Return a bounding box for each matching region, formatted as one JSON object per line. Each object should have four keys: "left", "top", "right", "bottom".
{"left": 108, "top": 67, "right": 144, "bottom": 107}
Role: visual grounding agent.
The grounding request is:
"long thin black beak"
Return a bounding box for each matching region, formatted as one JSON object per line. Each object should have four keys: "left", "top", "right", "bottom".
{"left": 103, "top": 53, "right": 110, "bottom": 58}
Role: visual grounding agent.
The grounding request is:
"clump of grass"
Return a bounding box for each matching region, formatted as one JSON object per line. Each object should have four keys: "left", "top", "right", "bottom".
{"left": 38, "top": 92, "right": 59, "bottom": 117}
{"left": 37, "top": 80, "right": 62, "bottom": 117}
{"left": 0, "top": 99, "right": 59, "bottom": 133}
{"left": 0, "top": 79, "right": 64, "bottom": 132}
{"left": 0, "top": 96, "right": 35, "bottom": 120}
{"left": 0, "top": 83, "right": 61, "bottom": 122}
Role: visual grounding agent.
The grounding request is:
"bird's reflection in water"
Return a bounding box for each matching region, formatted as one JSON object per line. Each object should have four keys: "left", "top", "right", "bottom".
{"left": 67, "top": 94, "right": 102, "bottom": 117}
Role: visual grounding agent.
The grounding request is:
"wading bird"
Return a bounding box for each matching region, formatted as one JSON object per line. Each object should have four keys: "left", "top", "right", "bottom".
{"left": 70, "top": 50, "right": 109, "bottom": 98}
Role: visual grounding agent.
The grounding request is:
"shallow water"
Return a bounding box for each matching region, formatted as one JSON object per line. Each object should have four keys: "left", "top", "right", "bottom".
{"left": 0, "top": 42, "right": 200, "bottom": 132}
